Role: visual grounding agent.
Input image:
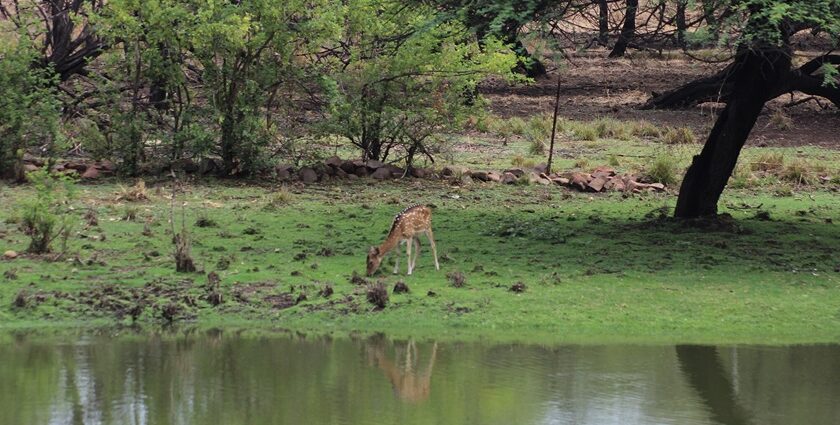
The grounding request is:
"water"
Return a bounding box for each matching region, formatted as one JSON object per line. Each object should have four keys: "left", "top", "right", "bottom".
{"left": 1, "top": 330, "right": 838, "bottom": 425}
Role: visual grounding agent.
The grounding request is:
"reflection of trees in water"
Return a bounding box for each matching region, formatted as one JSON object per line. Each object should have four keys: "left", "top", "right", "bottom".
{"left": 676, "top": 345, "right": 754, "bottom": 425}
{"left": 367, "top": 339, "right": 438, "bottom": 403}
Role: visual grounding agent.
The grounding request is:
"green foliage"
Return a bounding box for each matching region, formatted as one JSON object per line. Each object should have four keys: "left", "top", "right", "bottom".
{"left": 321, "top": 1, "right": 517, "bottom": 164}
{"left": 17, "top": 169, "right": 77, "bottom": 254}
{"left": 660, "top": 127, "right": 697, "bottom": 145}
{"left": 0, "top": 39, "right": 60, "bottom": 179}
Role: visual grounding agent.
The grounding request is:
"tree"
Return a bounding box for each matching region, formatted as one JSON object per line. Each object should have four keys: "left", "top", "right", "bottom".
{"left": 673, "top": 0, "right": 840, "bottom": 218}
{"left": 321, "top": 0, "right": 518, "bottom": 165}
{"left": 609, "top": 0, "right": 638, "bottom": 58}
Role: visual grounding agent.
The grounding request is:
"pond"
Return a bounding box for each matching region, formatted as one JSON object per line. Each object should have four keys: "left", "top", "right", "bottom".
{"left": 1, "top": 330, "right": 838, "bottom": 425}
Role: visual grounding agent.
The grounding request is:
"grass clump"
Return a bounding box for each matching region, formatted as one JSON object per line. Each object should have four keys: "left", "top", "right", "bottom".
{"left": 447, "top": 271, "right": 466, "bottom": 288}
{"left": 751, "top": 152, "right": 785, "bottom": 173}
{"left": 571, "top": 122, "right": 599, "bottom": 141}
{"left": 644, "top": 152, "right": 679, "bottom": 186}
{"left": 660, "top": 126, "right": 696, "bottom": 145}
{"left": 18, "top": 169, "right": 77, "bottom": 254}
{"left": 729, "top": 164, "right": 758, "bottom": 189}
{"left": 506, "top": 117, "right": 527, "bottom": 136}
{"left": 264, "top": 187, "right": 294, "bottom": 209}
{"left": 781, "top": 159, "right": 819, "bottom": 185}
{"left": 630, "top": 120, "right": 662, "bottom": 138}
{"left": 593, "top": 118, "right": 631, "bottom": 140}
{"left": 511, "top": 155, "right": 536, "bottom": 168}
{"left": 769, "top": 109, "right": 793, "bottom": 131}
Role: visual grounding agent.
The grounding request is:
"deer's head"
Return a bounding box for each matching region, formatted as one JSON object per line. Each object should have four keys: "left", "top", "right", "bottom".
{"left": 366, "top": 246, "right": 382, "bottom": 276}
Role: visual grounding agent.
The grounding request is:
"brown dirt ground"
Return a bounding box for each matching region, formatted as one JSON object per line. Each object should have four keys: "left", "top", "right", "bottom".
{"left": 480, "top": 49, "right": 840, "bottom": 149}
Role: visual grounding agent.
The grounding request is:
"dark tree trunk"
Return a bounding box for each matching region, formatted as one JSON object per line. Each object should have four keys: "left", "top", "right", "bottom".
{"left": 676, "top": 1, "right": 687, "bottom": 47}
{"left": 597, "top": 0, "right": 609, "bottom": 45}
{"left": 609, "top": 0, "right": 638, "bottom": 58}
{"left": 674, "top": 46, "right": 791, "bottom": 218}
{"left": 676, "top": 346, "right": 754, "bottom": 425}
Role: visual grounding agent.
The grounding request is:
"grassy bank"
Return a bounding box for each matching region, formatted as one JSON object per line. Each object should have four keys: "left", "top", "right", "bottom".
{"left": 1, "top": 171, "right": 839, "bottom": 344}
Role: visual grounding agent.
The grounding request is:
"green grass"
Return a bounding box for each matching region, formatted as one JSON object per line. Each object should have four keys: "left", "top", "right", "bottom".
{"left": 1, "top": 178, "right": 839, "bottom": 345}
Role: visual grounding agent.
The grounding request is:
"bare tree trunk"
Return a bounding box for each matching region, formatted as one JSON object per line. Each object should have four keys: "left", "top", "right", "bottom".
{"left": 546, "top": 73, "right": 562, "bottom": 174}
{"left": 676, "top": 1, "right": 687, "bottom": 47}
{"left": 674, "top": 46, "right": 791, "bottom": 218}
{"left": 609, "top": 0, "right": 638, "bottom": 58}
{"left": 597, "top": 0, "right": 609, "bottom": 45}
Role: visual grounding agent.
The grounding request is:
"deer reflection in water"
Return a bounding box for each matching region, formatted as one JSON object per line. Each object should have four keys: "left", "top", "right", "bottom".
{"left": 367, "top": 340, "right": 438, "bottom": 403}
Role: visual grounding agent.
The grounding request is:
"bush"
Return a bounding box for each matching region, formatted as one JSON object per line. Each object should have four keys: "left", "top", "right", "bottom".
{"left": 751, "top": 152, "right": 785, "bottom": 172}
{"left": 571, "top": 123, "right": 599, "bottom": 141}
{"left": 0, "top": 40, "right": 60, "bottom": 180}
{"left": 17, "top": 169, "right": 77, "bottom": 254}
{"left": 593, "top": 118, "right": 631, "bottom": 140}
{"left": 507, "top": 117, "right": 528, "bottom": 136}
{"left": 781, "top": 159, "right": 817, "bottom": 185}
{"left": 769, "top": 109, "right": 793, "bottom": 131}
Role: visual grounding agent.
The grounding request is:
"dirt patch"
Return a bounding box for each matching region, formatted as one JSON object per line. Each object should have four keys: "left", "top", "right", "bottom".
{"left": 480, "top": 49, "right": 840, "bottom": 149}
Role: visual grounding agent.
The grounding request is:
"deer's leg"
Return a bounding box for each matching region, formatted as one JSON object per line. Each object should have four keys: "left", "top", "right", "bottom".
{"left": 393, "top": 248, "right": 400, "bottom": 274}
{"left": 426, "top": 229, "right": 440, "bottom": 271}
{"left": 411, "top": 237, "right": 420, "bottom": 271}
{"left": 406, "top": 238, "right": 412, "bottom": 275}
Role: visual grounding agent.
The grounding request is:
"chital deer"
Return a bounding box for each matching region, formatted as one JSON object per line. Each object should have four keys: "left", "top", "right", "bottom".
{"left": 367, "top": 204, "right": 440, "bottom": 276}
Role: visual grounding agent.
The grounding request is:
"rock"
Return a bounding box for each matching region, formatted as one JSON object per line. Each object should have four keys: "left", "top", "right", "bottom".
{"left": 587, "top": 176, "right": 608, "bottom": 192}
{"left": 199, "top": 158, "right": 221, "bottom": 175}
{"left": 81, "top": 166, "right": 100, "bottom": 179}
{"left": 530, "top": 172, "right": 550, "bottom": 185}
{"left": 334, "top": 168, "right": 348, "bottom": 179}
{"left": 325, "top": 156, "right": 343, "bottom": 168}
{"left": 365, "top": 159, "right": 385, "bottom": 170}
{"left": 500, "top": 172, "right": 518, "bottom": 184}
{"left": 354, "top": 167, "right": 369, "bottom": 178}
{"left": 410, "top": 167, "right": 429, "bottom": 178}
{"left": 471, "top": 171, "right": 490, "bottom": 182}
{"left": 649, "top": 182, "right": 666, "bottom": 191}
{"left": 503, "top": 168, "right": 525, "bottom": 178}
{"left": 486, "top": 171, "right": 502, "bottom": 183}
{"left": 570, "top": 173, "right": 589, "bottom": 191}
{"left": 275, "top": 164, "right": 293, "bottom": 181}
{"left": 533, "top": 163, "right": 548, "bottom": 174}
{"left": 370, "top": 167, "right": 393, "bottom": 180}
{"left": 592, "top": 166, "right": 616, "bottom": 179}
{"left": 98, "top": 160, "right": 116, "bottom": 173}
{"left": 347, "top": 173, "right": 359, "bottom": 180}
{"left": 340, "top": 160, "right": 357, "bottom": 174}
{"left": 23, "top": 153, "right": 45, "bottom": 167}
{"left": 442, "top": 165, "right": 469, "bottom": 177}
{"left": 3, "top": 250, "right": 18, "bottom": 259}
{"left": 299, "top": 167, "right": 318, "bottom": 183}
{"left": 459, "top": 175, "right": 473, "bottom": 185}
{"left": 23, "top": 164, "right": 39, "bottom": 172}
{"left": 64, "top": 161, "right": 87, "bottom": 172}
{"left": 553, "top": 177, "right": 571, "bottom": 185}
{"left": 387, "top": 165, "right": 406, "bottom": 178}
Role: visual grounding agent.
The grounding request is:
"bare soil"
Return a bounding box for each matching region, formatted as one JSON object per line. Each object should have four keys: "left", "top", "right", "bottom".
{"left": 480, "top": 49, "right": 840, "bottom": 149}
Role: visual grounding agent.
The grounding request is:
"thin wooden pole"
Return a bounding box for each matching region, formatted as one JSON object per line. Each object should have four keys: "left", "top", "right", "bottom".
{"left": 546, "top": 73, "right": 562, "bottom": 174}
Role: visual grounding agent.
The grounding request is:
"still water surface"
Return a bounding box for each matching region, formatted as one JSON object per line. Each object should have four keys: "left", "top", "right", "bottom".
{"left": 1, "top": 330, "right": 838, "bottom": 425}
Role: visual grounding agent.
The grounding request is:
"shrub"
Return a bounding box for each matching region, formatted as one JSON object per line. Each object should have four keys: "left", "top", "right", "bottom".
{"left": 507, "top": 117, "right": 528, "bottom": 136}
{"left": 18, "top": 169, "right": 77, "bottom": 254}
{"left": 366, "top": 282, "right": 389, "bottom": 309}
{"left": 529, "top": 138, "right": 546, "bottom": 155}
{"left": 0, "top": 40, "right": 60, "bottom": 180}
{"left": 729, "top": 164, "right": 758, "bottom": 189}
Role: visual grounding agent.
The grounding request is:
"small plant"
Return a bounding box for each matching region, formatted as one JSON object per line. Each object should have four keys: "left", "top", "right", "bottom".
{"left": 644, "top": 152, "right": 679, "bottom": 186}
{"left": 366, "top": 282, "right": 389, "bottom": 309}
{"left": 447, "top": 271, "right": 466, "bottom": 288}
{"left": 83, "top": 208, "right": 98, "bottom": 227}
{"left": 660, "top": 126, "right": 696, "bottom": 145}
{"left": 393, "top": 281, "right": 410, "bottom": 294}
{"left": 195, "top": 213, "right": 217, "bottom": 227}
{"left": 264, "top": 187, "right": 294, "bottom": 209}
{"left": 573, "top": 158, "right": 590, "bottom": 170}
{"left": 769, "top": 109, "right": 793, "bottom": 131}
{"left": 18, "top": 169, "right": 76, "bottom": 254}
{"left": 529, "top": 138, "right": 546, "bottom": 155}
{"left": 122, "top": 206, "right": 139, "bottom": 221}
{"left": 116, "top": 179, "right": 149, "bottom": 202}
{"left": 511, "top": 155, "right": 526, "bottom": 167}
{"left": 607, "top": 154, "right": 621, "bottom": 167}
{"left": 319, "top": 283, "right": 334, "bottom": 298}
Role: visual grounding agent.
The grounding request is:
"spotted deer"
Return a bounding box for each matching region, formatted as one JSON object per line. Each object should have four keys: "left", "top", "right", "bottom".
{"left": 367, "top": 205, "right": 440, "bottom": 276}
